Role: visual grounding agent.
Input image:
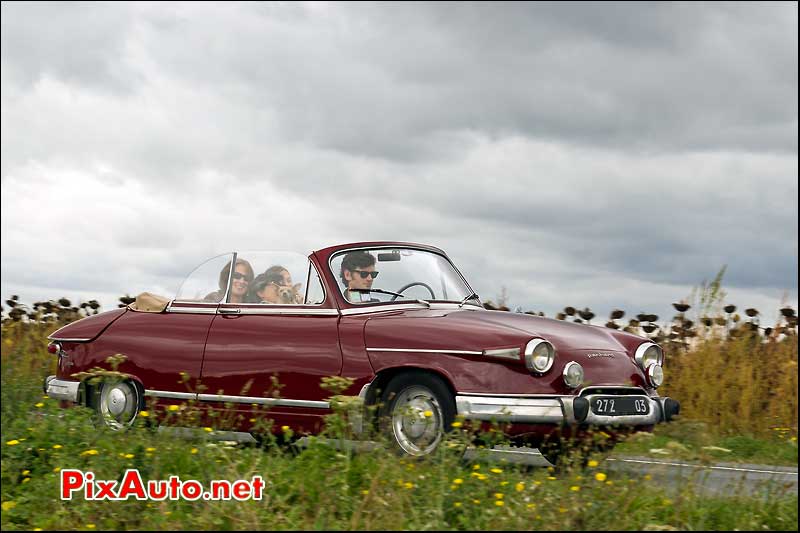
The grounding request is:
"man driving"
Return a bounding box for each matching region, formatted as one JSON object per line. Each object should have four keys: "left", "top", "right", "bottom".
{"left": 340, "top": 251, "right": 379, "bottom": 303}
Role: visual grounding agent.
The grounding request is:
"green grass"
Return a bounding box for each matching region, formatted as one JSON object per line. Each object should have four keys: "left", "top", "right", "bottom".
{"left": 2, "top": 372, "right": 797, "bottom": 531}
{"left": 612, "top": 419, "right": 799, "bottom": 466}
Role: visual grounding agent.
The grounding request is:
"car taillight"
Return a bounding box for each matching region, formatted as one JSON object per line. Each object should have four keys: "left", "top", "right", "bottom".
{"left": 47, "top": 342, "right": 61, "bottom": 354}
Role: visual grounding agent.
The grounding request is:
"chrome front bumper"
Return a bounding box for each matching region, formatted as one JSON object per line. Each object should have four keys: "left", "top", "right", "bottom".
{"left": 455, "top": 394, "right": 679, "bottom": 426}
{"left": 44, "top": 376, "right": 81, "bottom": 402}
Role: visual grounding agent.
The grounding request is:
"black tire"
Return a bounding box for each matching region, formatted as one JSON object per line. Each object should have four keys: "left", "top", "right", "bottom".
{"left": 377, "top": 371, "right": 456, "bottom": 456}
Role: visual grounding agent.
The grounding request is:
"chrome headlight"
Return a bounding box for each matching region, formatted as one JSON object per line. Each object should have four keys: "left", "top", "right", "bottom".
{"left": 563, "top": 361, "right": 584, "bottom": 389}
{"left": 524, "top": 339, "right": 555, "bottom": 373}
{"left": 634, "top": 342, "right": 663, "bottom": 371}
{"left": 646, "top": 363, "right": 664, "bottom": 388}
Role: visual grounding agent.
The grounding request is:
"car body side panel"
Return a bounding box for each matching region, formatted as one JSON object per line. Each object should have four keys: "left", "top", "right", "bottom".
{"left": 76, "top": 310, "right": 214, "bottom": 395}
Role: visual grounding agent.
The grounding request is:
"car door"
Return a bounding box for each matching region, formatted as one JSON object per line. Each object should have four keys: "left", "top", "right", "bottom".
{"left": 198, "top": 253, "right": 342, "bottom": 431}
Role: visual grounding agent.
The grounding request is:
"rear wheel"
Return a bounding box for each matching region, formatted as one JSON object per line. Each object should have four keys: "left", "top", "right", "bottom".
{"left": 378, "top": 372, "right": 455, "bottom": 456}
{"left": 95, "top": 380, "right": 141, "bottom": 431}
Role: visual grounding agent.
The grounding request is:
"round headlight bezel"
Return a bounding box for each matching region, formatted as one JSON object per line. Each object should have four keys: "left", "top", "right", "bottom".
{"left": 634, "top": 342, "right": 663, "bottom": 371}
{"left": 562, "top": 361, "right": 584, "bottom": 389}
{"left": 646, "top": 363, "right": 664, "bottom": 388}
{"left": 524, "top": 339, "right": 555, "bottom": 374}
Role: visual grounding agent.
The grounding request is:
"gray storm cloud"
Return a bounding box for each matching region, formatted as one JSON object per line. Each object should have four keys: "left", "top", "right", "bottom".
{"left": 1, "top": 1, "right": 797, "bottom": 323}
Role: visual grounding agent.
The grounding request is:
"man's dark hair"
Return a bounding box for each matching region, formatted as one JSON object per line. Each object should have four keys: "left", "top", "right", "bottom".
{"left": 340, "top": 251, "right": 376, "bottom": 285}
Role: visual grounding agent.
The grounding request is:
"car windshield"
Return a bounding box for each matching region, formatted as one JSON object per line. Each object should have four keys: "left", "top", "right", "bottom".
{"left": 329, "top": 247, "right": 476, "bottom": 305}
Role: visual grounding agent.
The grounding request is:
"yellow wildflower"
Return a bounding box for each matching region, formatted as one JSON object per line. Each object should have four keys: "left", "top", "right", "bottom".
{"left": 52, "top": 444, "right": 62, "bottom": 449}
{"left": 203, "top": 427, "right": 213, "bottom": 432}
{"left": 472, "top": 464, "right": 480, "bottom": 470}
{"left": 606, "top": 480, "right": 614, "bottom": 486}
{"left": 168, "top": 405, "right": 179, "bottom": 412}
{"left": 595, "top": 472, "right": 607, "bottom": 482}
{"left": 53, "top": 467, "right": 61, "bottom": 473}
{"left": 570, "top": 485, "right": 580, "bottom": 492}
{"left": 2, "top": 501, "right": 17, "bottom": 511}
{"left": 547, "top": 476, "right": 557, "bottom": 481}
{"left": 6, "top": 440, "right": 20, "bottom": 446}
{"left": 587, "top": 459, "right": 599, "bottom": 468}
{"left": 453, "top": 478, "right": 463, "bottom": 485}
{"left": 281, "top": 426, "right": 290, "bottom": 432}
{"left": 35, "top": 403, "right": 44, "bottom": 408}
{"left": 81, "top": 449, "right": 98, "bottom": 456}
{"left": 494, "top": 493, "right": 504, "bottom": 499}
{"left": 361, "top": 490, "right": 369, "bottom": 495}
{"left": 515, "top": 482, "right": 525, "bottom": 492}
{"left": 454, "top": 502, "right": 462, "bottom": 508}
{"left": 559, "top": 507, "right": 568, "bottom": 513}
{"left": 452, "top": 421, "right": 462, "bottom": 428}
{"left": 644, "top": 474, "right": 652, "bottom": 481}
{"left": 124, "top": 453, "right": 134, "bottom": 459}
{"left": 423, "top": 410, "right": 433, "bottom": 418}
{"left": 495, "top": 500, "right": 505, "bottom": 507}
{"left": 139, "top": 411, "right": 149, "bottom": 418}
{"left": 22, "top": 478, "right": 30, "bottom": 484}
{"left": 146, "top": 447, "right": 156, "bottom": 452}
{"left": 190, "top": 448, "right": 198, "bottom": 454}
{"left": 87, "top": 524, "right": 96, "bottom": 529}
{"left": 500, "top": 481, "right": 509, "bottom": 486}
{"left": 472, "top": 499, "right": 481, "bottom": 504}
{"left": 22, "top": 470, "right": 30, "bottom": 476}
{"left": 526, "top": 503, "right": 536, "bottom": 509}
{"left": 490, "top": 467, "right": 503, "bottom": 474}
{"left": 403, "top": 482, "right": 414, "bottom": 489}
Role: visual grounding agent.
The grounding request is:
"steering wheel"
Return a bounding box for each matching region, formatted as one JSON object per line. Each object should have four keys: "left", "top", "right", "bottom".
{"left": 391, "top": 282, "right": 436, "bottom": 301}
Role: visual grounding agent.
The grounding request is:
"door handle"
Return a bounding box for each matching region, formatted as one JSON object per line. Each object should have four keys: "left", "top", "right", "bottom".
{"left": 218, "top": 308, "right": 241, "bottom": 315}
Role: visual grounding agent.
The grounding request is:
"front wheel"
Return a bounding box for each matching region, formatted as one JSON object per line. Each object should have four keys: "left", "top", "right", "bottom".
{"left": 94, "top": 380, "right": 141, "bottom": 431}
{"left": 378, "top": 372, "right": 455, "bottom": 456}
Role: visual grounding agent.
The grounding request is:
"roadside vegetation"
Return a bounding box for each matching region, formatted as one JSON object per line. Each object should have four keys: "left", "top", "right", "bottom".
{"left": 1, "top": 274, "right": 797, "bottom": 530}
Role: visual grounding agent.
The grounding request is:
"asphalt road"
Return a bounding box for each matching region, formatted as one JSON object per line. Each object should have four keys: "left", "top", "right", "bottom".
{"left": 467, "top": 445, "right": 798, "bottom": 498}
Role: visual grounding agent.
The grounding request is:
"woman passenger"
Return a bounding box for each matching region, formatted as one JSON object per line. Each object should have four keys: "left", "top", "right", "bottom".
{"left": 204, "top": 258, "right": 254, "bottom": 303}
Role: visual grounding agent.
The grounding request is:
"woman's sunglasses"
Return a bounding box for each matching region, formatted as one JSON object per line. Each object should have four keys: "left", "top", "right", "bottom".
{"left": 232, "top": 272, "right": 251, "bottom": 281}
{"left": 353, "top": 270, "right": 379, "bottom": 279}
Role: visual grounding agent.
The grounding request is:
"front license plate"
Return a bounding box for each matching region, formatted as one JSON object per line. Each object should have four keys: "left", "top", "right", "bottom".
{"left": 590, "top": 396, "right": 650, "bottom": 416}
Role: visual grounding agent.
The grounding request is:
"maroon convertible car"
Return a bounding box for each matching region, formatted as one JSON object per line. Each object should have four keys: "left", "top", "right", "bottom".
{"left": 44, "top": 242, "right": 679, "bottom": 457}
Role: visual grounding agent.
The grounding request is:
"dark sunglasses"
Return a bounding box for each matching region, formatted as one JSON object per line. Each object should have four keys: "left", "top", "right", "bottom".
{"left": 232, "top": 272, "right": 250, "bottom": 281}
{"left": 353, "top": 270, "right": 379, "bottom": 279}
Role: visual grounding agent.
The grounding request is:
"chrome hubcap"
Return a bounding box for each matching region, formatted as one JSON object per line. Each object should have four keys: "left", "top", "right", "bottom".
{"left": 391, "top": 386, "right": 443, "bottom": 456}
{"left": 99, "top": 382, "right": 138, "bottom": 430}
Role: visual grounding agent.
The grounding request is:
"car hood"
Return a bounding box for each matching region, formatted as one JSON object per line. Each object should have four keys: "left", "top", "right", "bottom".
{"left": 364, "top": 307, "right": 642, "bottom": 354}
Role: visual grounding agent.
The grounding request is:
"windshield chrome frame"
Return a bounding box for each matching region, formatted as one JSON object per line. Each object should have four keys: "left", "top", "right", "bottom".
{"left": 327, "top": 244, "right": 479, "bottom": 307}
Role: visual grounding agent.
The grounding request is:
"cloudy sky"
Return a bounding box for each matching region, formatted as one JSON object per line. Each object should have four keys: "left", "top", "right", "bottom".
{"left": 1, "top": 2, "right": 797, "bottom": 325}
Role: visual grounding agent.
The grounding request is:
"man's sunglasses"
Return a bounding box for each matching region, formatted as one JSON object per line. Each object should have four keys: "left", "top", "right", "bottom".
{"left": 232, "top": 272, "right": 250, "bottom": 281}
{"left": 353, "top": 270, "right": 379, "bottom": 279}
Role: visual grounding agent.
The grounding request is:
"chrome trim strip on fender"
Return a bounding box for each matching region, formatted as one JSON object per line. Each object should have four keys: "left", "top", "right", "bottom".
{"left": 46, "top": 337, "right": 92, "bottom": 342}
{"left": 196, "top": 394, "right": 330, "bottom": 409}
{"left": 45, "top": 376, "right": 81, "bottom": 402}
{"left": 367, "top": 347, "right": 483, "bottom": 356}
{"left": 483, "top": 348, "right": 521, "bottom": 360}
{"left": 144, "top": 390, "right": 197, "bottom": 400}
{"left": 144, "top": 390, "right": 331, "bottom": 409}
